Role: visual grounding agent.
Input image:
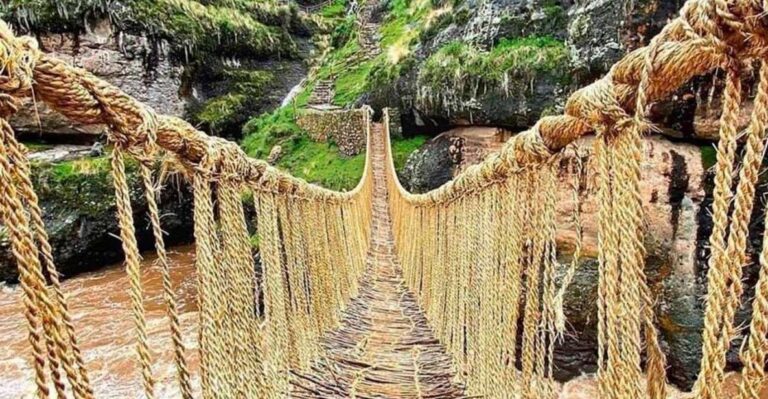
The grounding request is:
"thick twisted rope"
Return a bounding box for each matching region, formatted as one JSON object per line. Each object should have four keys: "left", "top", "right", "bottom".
{"left": 111, "top": 147, "right": 156, "bottom": 399}
{"left": 735, "top": 62, "right": 768, "bottom": 399}
{"left": 138, "top": 162, "right": 193, "bottom": 399}
{"left": 0, "top": 118, "right": 51, "bottom": 399}
{"left": 1, "top": 116, "right": 94, "bottom": 399}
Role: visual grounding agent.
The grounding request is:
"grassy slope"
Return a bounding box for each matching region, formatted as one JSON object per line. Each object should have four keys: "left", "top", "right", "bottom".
{"left": 238, "top": 0, "right": 430, "bottom": 191}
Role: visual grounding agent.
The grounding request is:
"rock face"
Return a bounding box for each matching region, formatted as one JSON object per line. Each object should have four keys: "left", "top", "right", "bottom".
{"left": 552, "top": 136, "right": 709, "bottom": 387}
{"left": 400, "top": 126, "right": 511, "bottom": 192}
{"left": 399, "top": 133, "right": 463, "bottom": 193}
{"left": 10, "top": 19, "right": 187, "bottom": 139}
{"left": 365, "top": 0, "right": 743, "bottom": 141}
{"left": 0, "top": 158, "right": 194, "bottom": 282}
{"left": 0, "top": 9, "right": 309, "bottom": 280}
{"left": 402, "top": 130, "right": 760, "bottom": 389}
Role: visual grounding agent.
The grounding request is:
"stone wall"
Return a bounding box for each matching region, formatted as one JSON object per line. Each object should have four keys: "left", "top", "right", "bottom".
{"left": 296, "top": 109, "right": 367, "bottom": 156}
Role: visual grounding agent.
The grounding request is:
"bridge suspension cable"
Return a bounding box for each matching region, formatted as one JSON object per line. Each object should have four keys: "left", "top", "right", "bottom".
{"left": 0, "top": 0, "right": 768, "bottom": 398}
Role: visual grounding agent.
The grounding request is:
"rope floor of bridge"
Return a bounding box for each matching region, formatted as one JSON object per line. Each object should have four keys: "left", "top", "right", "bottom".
{"left": 290, "top": 124, "right": 466, "bottom": 398}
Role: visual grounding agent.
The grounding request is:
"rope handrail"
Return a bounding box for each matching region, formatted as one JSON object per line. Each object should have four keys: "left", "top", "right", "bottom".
{"left": 1, "top": 1, "right": 768, "bottom": 398}
{"left": 1, "top": 1, "right": 763, "bottom": 204}
{"left": 386, "top": 0, "right": 767, "bottom": 205}
{"left": 0, "top": 20, "right": 372, "bottom": 203}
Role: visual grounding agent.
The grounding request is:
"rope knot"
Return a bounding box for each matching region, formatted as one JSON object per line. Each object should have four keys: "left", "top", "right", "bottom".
{"left": 0, "top": 21, "right": 39, "bottom": 99}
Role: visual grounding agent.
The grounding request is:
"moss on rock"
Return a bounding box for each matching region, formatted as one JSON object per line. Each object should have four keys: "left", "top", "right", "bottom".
{"left": 2, "top": 0, "right": 302, "bottom": 60}
{"left": 0, "top": 155, "right": 195, "bottom": 281}
{"left": 416, "top": 36, "right": 568, "bottom": 113}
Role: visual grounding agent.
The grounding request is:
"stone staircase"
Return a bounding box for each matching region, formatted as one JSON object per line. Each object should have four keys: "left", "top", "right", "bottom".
{"left": 358, "top": 0, "right": 381, "bottom": 56}
{"left": 308, "top": 79, "right": 335, "bottom": 108}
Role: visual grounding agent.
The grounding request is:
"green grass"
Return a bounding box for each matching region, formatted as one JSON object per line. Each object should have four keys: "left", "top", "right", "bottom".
{"left": 49, "top": 157, "right": 112, "bottom": 179}
{"left": 701, "top": 145, "right": 717, "bottom": 170}
{"left": 320, "top": 0, "right": 347, "bottom": 19}
{"left": 240, "top": 105, "right": 427, "bottom": 191}
{"left": 334, "top": 61, "right": 374, "bottom": 105}
{"left": 391, "top": 135, "right": 427, "bottom": 170}
{"left": 241, "top": 107, "right": 304, "bottom": 159}
{"left": 249, "top": 233, "right": 260, "bottom": 250}
{"left": 277, "top": 136, "right": 366, "bottom": 190}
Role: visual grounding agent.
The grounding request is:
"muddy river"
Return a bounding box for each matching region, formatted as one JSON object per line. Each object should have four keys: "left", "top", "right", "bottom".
{"left": 0, "top": 245, "right": 201, "bottom": 398}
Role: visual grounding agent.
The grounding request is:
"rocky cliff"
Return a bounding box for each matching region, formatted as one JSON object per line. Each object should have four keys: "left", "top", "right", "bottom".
{"left": 0, "top": 0, "right": 315, "bottom": 280}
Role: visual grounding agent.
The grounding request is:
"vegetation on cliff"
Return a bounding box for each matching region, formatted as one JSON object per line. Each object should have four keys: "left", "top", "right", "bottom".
{"left": 416, "top": 36, "right": 568, "bottom": 113}
{"left": 2, "top": 0, "right": 302, "bottom": 58}
{"left": 193, "top": 68, "right": 275, "bottom": 136}
{"left": 235, "top": 0, "right": 431, "bottom": 190}
{"left": 241, "top": 105, "right": 426, "bottom": 190}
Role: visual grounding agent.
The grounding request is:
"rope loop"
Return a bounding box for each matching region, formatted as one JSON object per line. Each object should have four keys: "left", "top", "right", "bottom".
{"left": 0, "top": 22, "right": 38, "bottom": 97}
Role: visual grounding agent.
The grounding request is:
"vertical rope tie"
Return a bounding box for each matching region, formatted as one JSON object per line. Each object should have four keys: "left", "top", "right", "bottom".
{"left": 0, "top": 118, "right": 51, "bottom": 399}
{"left": 111, "top": 147, "right": 156, "bottom": 399}
{"left": 555, "top": 149, "right": 584, "bottom": 335}
{"left": 138, "top": 162, "right": 192, "bottom": 399}
{"left": 736, "top": 58, "right": 768, "bottom": 399}
{"left": 696, "top": 63, "right": 743, "bottom": 399}
{"left": 3, "top": 118, "right": 93, "bottom": 399}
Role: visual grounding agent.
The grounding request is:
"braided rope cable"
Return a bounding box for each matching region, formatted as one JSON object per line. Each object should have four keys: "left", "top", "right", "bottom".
{"left": 0, "top": 119, "right": 50, "bottom": 399}
{"left": 737, "top": 182, "right": 768, "bottom": 399}
{"left": 110, "top": 148, "right": 156, "bottom": 399}
{"left": 715, "top": 59, "right": 768, "bottom": 394}
{"left": 138, "top": 163, "right": 193, "bottom": 399}
{"left": 554, "top": 148, "right": 584, "bottom": 335}
{"left": 191, "top": 171, "right": 219, "bottom": 397}
{"left": 695, "top": 64, "right": 742, "bottom": 399}
{"left": 1, "top": 116, "right": 93, "bottom": 398}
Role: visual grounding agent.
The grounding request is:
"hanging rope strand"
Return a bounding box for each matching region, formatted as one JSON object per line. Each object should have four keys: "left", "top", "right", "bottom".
{"left": 2, "top": 117, "right": 94, "bottom": 398}
{"left": 111, "top": 148, "right": 156, "bottom": 399}
{"left": 138, "top": 163, "right": 192, "bottom": 399}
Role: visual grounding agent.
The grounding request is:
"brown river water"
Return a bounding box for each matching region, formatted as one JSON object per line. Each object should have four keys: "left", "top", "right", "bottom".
{"left": 2, "top": 244, "right": 765, "bottom": 398}
{"left": 0, "top": 245, "right": 201, "bottom": 398}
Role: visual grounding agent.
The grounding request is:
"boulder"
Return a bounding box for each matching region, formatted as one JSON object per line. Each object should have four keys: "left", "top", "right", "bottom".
{"left": 399, "top": 133, "right": 463, "bottom": 193}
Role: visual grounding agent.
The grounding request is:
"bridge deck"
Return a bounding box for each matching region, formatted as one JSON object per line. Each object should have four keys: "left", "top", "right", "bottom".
{"left": 290, "top": 124, "right": 465, "bottom": 398}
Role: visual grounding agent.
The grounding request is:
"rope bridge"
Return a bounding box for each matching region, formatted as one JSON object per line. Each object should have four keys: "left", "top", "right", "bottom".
{"left": 1, "top": 0, "right": 768, "bottom": 398}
